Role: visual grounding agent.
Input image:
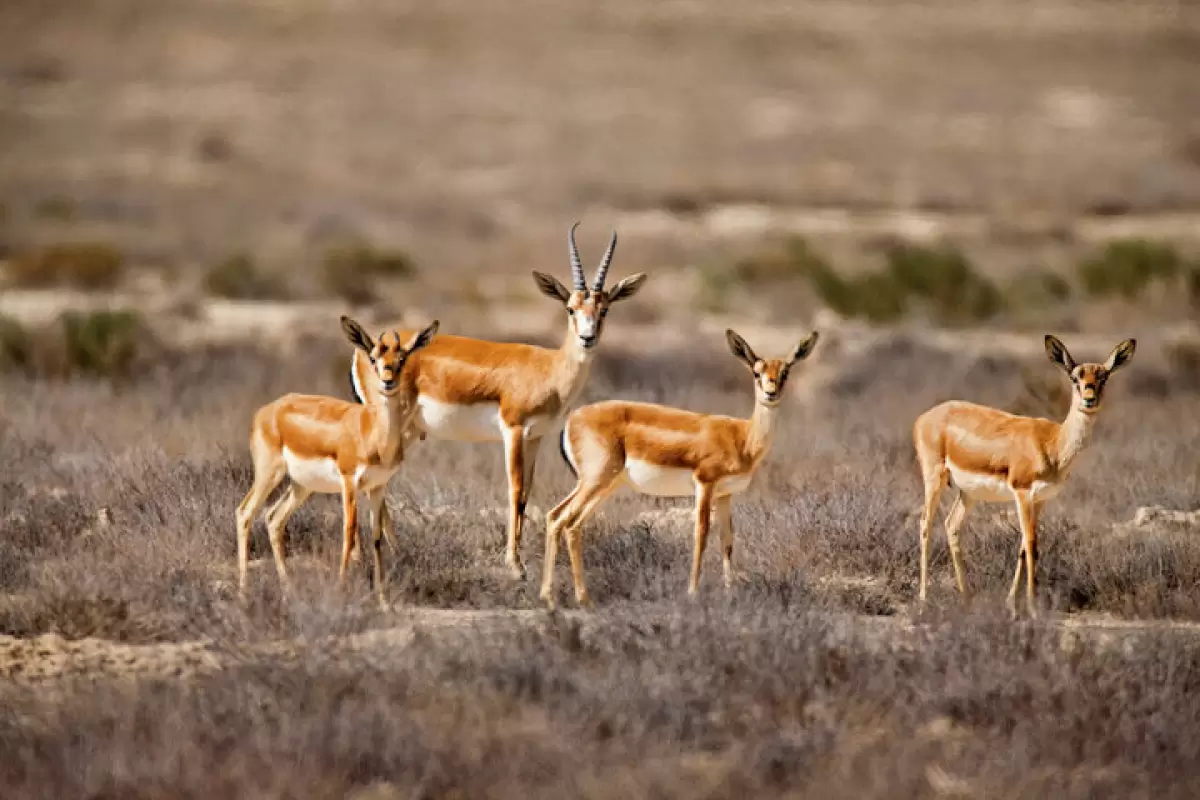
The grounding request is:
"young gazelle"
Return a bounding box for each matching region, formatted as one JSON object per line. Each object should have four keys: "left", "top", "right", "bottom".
{"left": 913, "top": 334, "right": 1136, "bottom": 618}
{"left": 236, "top": 316, "right": 439, "bottom": 608}
{"left": 348, "top": 223, "right": 647, "bottom": 579}
{"left": 541, "top": 328, "right": 820, "bottom": 609}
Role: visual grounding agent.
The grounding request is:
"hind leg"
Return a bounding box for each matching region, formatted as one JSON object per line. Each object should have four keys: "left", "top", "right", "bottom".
{"left": 235, "top": 450, "right": 286, "bottom": 599}
{"left": 715, "top": 496, "right": 735, "bottom": 589}
{"left": 943, "top": 492, "right": 975, "bottom": 596}
{"left": 264, "top": 483, "right": 312, "bottom": 593}
{"left": 918, "top": 464, "right": 947, "bottom": 604}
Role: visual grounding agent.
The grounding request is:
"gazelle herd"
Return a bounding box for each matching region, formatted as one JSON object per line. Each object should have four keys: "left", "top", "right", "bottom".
{"left": 238, "top": 223, "right": 1137, "bottom": 619}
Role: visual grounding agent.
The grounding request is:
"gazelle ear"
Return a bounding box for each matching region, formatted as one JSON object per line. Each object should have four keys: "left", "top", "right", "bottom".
{"left": 606, "top": 272, "right": 648, "bottom": 303}
{"left": 341, "top": 316, "right": 375, "bottom": 354}
{"left": 1044, "top": 334, "right": 1076, "bottom": 373}
{"left": 404, "top": 320, "right": 440, "bottom": 353}
{"left": 1104, "top": 338, "right": 1136, "bottom": 373}
{"left": 532, "top": 271, "right": 571, "bottom": 303}
{"left": 788, "top": 331, "right": 820, "bottom": 365}
{"left": 725, "top": 329, "right": 758, "bottom": 369}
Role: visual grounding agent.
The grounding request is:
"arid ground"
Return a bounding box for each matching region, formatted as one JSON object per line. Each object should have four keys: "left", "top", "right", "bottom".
{"left": 2, "top": 1, "right": 1200, "bottom": 798}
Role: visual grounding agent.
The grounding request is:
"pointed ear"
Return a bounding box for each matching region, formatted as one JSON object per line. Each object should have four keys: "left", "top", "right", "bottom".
{"left": 404, "top": 320, "right": 440, "bottom": 353}
{"left": 532, "top": 271, "right": 571, "bottom": 303}
{"left": 605, "top": 272, "right": 648, "bottom": 304}
{"left": 341, "top": 315, "right": 375, "bottom": 354}
{"left": 725, "top": 329, "right": 758, "bottom": 369}
{"left": 1044, "top": 334, "right": 1076, "bottom": 373}
{"left": 1104, "top": 338, "right": 1136, "bottom": 373}
{"left": 787, "top": 331, "right": 820, "bottom": 365}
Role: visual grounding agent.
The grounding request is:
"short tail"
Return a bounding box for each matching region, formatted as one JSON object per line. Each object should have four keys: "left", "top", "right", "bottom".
{"left": 558, "top": 424, "right": 577, "bottom": 479}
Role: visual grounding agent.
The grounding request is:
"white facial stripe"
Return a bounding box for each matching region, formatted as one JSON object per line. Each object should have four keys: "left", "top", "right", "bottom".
{"left": 576, "top": 314, "right": 599, "bottom": 338}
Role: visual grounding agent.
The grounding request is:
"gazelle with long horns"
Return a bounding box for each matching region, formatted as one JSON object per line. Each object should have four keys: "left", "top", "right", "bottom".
{"left": 913, "top": 334, "right": 1136, "bottom": 617}
{"left": 540, "top": 328, "right": 820, "bottom": 609}
{"left": 236, "top": 316, "right": 439, "bottom": 608}
{"left": 349, "top": 223, "right": 647, "bottom": 579}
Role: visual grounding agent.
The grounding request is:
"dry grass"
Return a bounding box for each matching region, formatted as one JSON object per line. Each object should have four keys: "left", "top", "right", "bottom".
{"left": 1, "top": 325, "right": 1199, "bottom": 795}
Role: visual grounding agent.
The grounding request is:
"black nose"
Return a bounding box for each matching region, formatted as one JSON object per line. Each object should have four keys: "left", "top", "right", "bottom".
{"left": 580, "top": 335, "right": 596, "bottom": 346}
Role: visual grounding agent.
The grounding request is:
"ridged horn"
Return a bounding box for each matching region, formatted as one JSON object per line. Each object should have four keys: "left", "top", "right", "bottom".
{"left": 568, "top": 221, "right": 585, "bottom": 290}
{"left": 591, "top": 229, "right": 618, "bottom": 291}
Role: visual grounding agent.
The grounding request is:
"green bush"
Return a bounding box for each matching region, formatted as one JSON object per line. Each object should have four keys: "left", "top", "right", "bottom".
{"left": 883, "top": 242, "right": 1002, "bottom": 326}
{"left": 203, "top": 253, "right": 288, "bottom": 300}
{"left": 321, "top": 241, "right": 417, "bottom": 304}
{"left": 6, "top": 242, "right": 125, "bottom": 290}
{"left": 1078, "top": 239, "right": 1182, "bottom": 299}
{"left": 730, "top": 236, "right": 831, "bottom": 283}
{"left": 0, "top": 311, "right": 152, "bottom": 379}
{"left": 60, "top": 310, "right": 147, "bottom": 377}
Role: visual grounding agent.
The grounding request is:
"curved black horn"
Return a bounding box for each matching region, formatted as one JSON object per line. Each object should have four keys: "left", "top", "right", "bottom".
{"left": 591, "top": 229, "right": 618, "bottom": 291}
{"left": 568, "top": 221, "right": 585, "bottom": 290}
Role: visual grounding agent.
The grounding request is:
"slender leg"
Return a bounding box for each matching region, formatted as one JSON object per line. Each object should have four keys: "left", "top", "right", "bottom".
{"left": 235, "top": 456, "right": 286, "bottom": 599}
{"left": 689, "top": 481, "right": 715, "bottom": 596}
{"left": 502, "top": 425, "right": 527, "bottom": 580}
{"left": 366, "top": 487, "right": 389, "bottom": 610}
{"left": 918, "top": 465, "right": 946, "bottom": 604}
{"left": 1013, "top": 491, "right": 1040, "bottom": 619}
{"left": 338, "top": 476, "right": 359, "bottom": 589}
{"left": 943, "top": 492, "right": 975, "bottom": 596}
{"left": 562, "top": 481, "right": 620, "bottom": 608}
{"left": 714, "top": 496, "right": 735, "bottom": 589}
{"left": 1007, "top": 543, "right": 1025, "bottom": 617}
{"left": 265, "top": 483, "right": 312, "bottom": 592}
{"left": 540, "top": 486, "right": 580, "bottom": 609}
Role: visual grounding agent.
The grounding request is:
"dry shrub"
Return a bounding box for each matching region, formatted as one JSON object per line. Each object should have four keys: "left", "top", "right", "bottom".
{"left": 0, "top": 311, "right": 155, "bottom": 379}
{"left": 5, "top": 242, "right": 125, "bottom": 290}
{"left": 1078, "top": 239, "right": 1183, "bottom": 299}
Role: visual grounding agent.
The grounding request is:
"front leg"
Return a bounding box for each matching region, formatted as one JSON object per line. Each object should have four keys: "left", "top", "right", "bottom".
{"left": 365, "top": 487, "right": 390, "bottom": 611}
{"left": 1013, "top": 491, "right": 1040, "bottom": 619}
{"left": 338, "top": 475, "right": 359, "bottom": 590}
{"left": 689, "top": 481, "right": 715, "bottom": 596}
{"left": 501, "top": 425, "right": 528, "bottom": 580}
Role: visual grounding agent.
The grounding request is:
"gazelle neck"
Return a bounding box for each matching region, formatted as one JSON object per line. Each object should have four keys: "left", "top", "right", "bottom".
{"left": 554, "top": 325, "right": 595, "bottom": 397}
{"left": 1056, "top": 395, "right": 1098, "bottom": 472}
{"left": 744, "top": 400, "right": 781, "bottom": 461}
{"left": 367, "top": 383, "right": 413, "bottom": 463}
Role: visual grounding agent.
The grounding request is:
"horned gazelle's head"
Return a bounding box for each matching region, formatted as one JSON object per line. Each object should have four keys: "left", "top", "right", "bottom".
{"left": 1045, "top": 334, "right": 1136, "bottom": 414}
{"left": 531, "top": 222, "right": 648, "bottom": 352}
{"left": 726, "top": 329, "right": 820, "bottom": 408}
{"left": 341, "top": 316, "right": 440, "bottom": 397}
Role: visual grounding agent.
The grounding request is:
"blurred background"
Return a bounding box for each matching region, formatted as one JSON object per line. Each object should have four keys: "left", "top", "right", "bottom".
{"left": 0, "top": 0, "right": 1198, "bottom": 363}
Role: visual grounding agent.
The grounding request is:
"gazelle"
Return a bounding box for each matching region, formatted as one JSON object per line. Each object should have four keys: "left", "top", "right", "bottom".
{"left": 236, "top": 316, "right": 439, "bottom": 608}
{"left": 348, "top": 223, "right": 647, "bottom": 579}
{"left": 913, "top": 334, "right": 1136, "bottom": 618}
{"left": 540, "top": 328, "right": 820, "bottom": 609}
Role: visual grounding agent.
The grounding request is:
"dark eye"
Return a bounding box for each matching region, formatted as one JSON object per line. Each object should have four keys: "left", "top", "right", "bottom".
{"left": 600, "top": 308, "right": 608, "bottom": 318}
{"left": 567, "top": 308, "right": 575, "bottom": 316}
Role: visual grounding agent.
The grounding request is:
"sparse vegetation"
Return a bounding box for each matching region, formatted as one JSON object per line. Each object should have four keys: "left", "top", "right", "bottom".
{"left": 0, "top": 332, "right": 1199, "bottom": 797}
{"left": 203, "top": 252, "right": 289, "bottom": 300}
{"left": 5, "top": 242, "right": 125, "bottom": 290}
{"left": 33, "top": 195, "right": 76, "bottom": 221}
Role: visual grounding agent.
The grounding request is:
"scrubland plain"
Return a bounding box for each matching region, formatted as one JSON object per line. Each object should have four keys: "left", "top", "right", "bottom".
{"left": 3, "top": 0, "right": 1200, "bottom": 797}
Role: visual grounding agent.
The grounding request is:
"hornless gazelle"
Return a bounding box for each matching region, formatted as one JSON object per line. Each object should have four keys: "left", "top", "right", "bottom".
{"left": 236, "top": 316, "right": 439, "bottom": 608}
{"left": 913, "top": 334, "right": 1136, "bottom": 618}
{"left": 348, "top": 223, "right": 647, "bottom": 579}
{"left": 541, "top": 328, "right": 820, "bottom": 609}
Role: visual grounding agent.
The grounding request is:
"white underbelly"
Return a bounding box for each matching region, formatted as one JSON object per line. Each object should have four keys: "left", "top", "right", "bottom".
{"left": 947, "top": 463, "right": 1011, "bottom": 503}
{"left": 283, "top": 448, "right": 397, "bottom": 494}
{"left": 415, "top": 397, "right": 557, "bottom": 442}
{"left": 623, "top": 459, "right": 754, "bottom": 498}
